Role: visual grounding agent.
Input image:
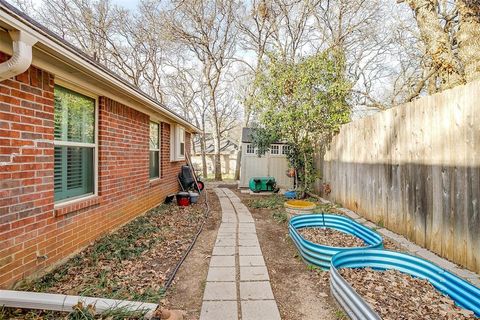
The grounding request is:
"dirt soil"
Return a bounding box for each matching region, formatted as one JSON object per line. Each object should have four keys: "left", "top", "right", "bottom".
{"left": 234, "top": 188, "right": 343, "bottom": 320}
{"left": 162, "top": 189, "right": 222, "bottom": 320}
{"left": 298, "top": 227, "right": 366, "bottom": 247}
{"left": 339, "top": 268, "right": 478, "bottom": 320}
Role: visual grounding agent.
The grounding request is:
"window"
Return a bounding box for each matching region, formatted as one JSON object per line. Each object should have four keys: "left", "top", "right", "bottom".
{"left": 54, "top": 85, "right": 95, "bottom": 202}
{"left": 282, "top": 145, "right": 290, "bottom": 155}
{"left": 172, "top": 125, "right": 186, "bottom": 161}
{"left": 178, "top": 127, "right": 185, "bottom": 158}
{"left": 149, "top": 122, "right": 160, "bottom": 179}
{"left": 246, "top": 144, "right": 255, "bottom": 154}
{"left": 270, "top": 145, "right": 280, "bottom": 155}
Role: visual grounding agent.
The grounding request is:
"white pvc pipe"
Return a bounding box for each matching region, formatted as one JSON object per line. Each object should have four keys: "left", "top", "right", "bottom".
{"left": 0, "top": 290, "right": 158, "bottom": 318}
{"left": 0, "top": 30, "right": 37, "bottom": 81}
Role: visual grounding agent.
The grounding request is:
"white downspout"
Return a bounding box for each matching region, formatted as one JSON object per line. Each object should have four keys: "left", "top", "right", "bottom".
{"left": 0, "top": 30, "right": 37, "bottom": 81}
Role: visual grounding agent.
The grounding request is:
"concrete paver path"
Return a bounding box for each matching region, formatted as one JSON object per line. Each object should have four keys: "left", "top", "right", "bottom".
{"left": 200, "top": 188, "right": 281, "bottom": 320}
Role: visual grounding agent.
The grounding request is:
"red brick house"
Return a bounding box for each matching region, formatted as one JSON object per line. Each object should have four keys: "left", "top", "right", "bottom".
{"left": 0, "top": 3, "right": 199, "bottom": 288}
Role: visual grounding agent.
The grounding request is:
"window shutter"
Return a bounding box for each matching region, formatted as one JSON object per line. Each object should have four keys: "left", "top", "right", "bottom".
{"left": 54, "top": 147, "right": 64, "bottom": 196}
{"left": 54, "top": 146, "right": 94, "bottom": 201}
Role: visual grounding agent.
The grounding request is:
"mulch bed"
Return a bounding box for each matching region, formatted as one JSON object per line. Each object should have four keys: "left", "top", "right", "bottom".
{"left": 19, "top": 201, "right": 206, "bottom": 303}
{"left": 298, "top": 227, "right": 366, "bottom": 247}
{"left": 339, "top": 268, "right": 478, "bottom": 320}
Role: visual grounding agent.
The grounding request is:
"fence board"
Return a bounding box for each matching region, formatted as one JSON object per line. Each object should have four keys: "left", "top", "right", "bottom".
{"left": 320, "top": 80, "right": 480, "bottom": 273}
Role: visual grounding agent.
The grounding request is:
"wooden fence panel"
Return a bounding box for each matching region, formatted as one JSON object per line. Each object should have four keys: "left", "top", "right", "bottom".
{"left": 321, "top": 80, "right": 480, "bottom": 273}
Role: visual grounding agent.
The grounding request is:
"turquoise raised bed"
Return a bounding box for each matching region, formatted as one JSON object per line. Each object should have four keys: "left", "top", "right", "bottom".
{"left": 289, "top": 214, "right": 383, "bottom": 269}
{"left": 331, "top": 249, "right": 480, "bottom": 319}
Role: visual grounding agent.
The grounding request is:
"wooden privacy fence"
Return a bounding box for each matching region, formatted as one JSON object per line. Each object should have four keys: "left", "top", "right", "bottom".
{"left": 321, "top": 80, "right": 480, "bottom": 273}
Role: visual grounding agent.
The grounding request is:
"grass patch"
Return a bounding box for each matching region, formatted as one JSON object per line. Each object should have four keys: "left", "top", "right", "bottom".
{"left": 1, "top": 303, "right": 149, "bottom": 320}
{"left": 306, "top": 264, "right": 324, "bottom": 276}
{"left": 314, "top": 202, "right": 340, "bottom": 214}
{"left": 69, "top": 303, "right": 148, "bottom": 320}
{"left": 334, "top": 309, "right": 348, "bottom": 319}
{"left": 1, "top": 308, "right": 58, "bottom": 320}
{"left": 272, "top": 209, "right": 288, "bottom": 224}
{"left": 306, "top": 264, "right": 320, "bottom": 271}
{"left": 376, "top": 218, "right": 384, "bottom": 228}
{"left": 249, "top": 195, "right": 285, "bottom": 209}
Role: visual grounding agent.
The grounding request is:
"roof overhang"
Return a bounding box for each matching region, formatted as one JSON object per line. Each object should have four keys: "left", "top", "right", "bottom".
{"left": 0, "top": 2, "right": 201, "bottom": 134}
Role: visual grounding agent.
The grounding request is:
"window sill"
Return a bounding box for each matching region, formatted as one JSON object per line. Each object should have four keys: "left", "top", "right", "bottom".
{"left": 54, "top": 195, "right": 102, "bottom": 217}
{"left": 149, "top": 178, "right": 162, "bottom": 187}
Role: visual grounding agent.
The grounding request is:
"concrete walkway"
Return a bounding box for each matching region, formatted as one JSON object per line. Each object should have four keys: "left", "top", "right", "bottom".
{"left": 200, "top": 188, "right": 281, "bottom": 320}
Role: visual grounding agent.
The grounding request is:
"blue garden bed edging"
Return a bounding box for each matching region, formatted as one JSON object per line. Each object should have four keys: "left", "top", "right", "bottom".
{"left": 288, "top": 214, "right": 383, "bottom": 269}
{"left": 330, "top": 249, "right": 480, "bottom": 319}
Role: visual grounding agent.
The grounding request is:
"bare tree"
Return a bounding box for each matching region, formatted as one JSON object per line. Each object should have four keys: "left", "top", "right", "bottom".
{"left": 164, "top": 65, "right": 210, "bottom": 178}
{"left": 397, "top": 0, "right": 480, "bottom": 92}
{"left": 163, "top": 0, "right": 239, "bottom": 181}
{"left": 232, "top": 0, "right": 277, "bottom": 180}
{"left": 398, "top": 0, "right": 464, "bottom": 90}
{"left": 457, "top": 0, "right": 480, "bottom": 82}
{"left": 36, "top": 0, "right": 117, "bottom": 65}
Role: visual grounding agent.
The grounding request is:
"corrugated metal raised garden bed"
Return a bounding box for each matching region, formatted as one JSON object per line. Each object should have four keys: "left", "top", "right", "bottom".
{"left": 289, "top": 214, "right": 383, "bottom": 269}
{"left": 289, "top": 213, "right": 480, "bottom": 319}
{"left": 331, "top": 249, "right": 480, "bottom": 319}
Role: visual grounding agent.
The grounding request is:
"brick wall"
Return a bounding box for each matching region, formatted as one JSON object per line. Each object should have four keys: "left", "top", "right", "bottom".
{"left": 0, "top": 56, "right": 191, "bottom": 288}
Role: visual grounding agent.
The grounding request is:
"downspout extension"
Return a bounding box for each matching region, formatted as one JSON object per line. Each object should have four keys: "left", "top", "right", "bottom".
{"left": 0, "top": 30, "right": 37, "bottom": 81}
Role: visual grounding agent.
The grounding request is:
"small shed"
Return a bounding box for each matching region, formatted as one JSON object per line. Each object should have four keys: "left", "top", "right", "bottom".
{"left": 239, "top": 128, "right": 294, "bottom": 189}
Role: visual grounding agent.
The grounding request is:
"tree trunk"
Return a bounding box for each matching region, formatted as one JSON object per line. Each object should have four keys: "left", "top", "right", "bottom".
{"left": 200, "top": 133, "right": 208, "bottom": 178}
{"left": 213, "top": 132, "right": 223, "bottom": 181}
{"left": 405, "top": 0, "right": 464, "bottom": 90}
{"left": 427, "top": 66, "right": 437, "bottom": 94}
{"left": 192, "top": 135, "right": 197, "bottom": 155}
{"left": 457, "top": 0, "right": 480, "bottom": 82}
{"left": 235, "top": 109, "right": 251, "bottom": 181}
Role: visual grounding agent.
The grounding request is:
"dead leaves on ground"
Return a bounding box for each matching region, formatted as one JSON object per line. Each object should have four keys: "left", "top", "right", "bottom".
{"left": 27, "top": 203, "right": 206, "bottom": 303}
{"left": 339, "top": 268, "right": 477, "bottom": 320}
{"left": 298, "top": 227, "right": 366, "bottom": 247}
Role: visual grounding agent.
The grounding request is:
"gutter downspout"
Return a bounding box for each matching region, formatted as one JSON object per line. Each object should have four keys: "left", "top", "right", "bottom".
{"left": 0, "top": 30, "right": 37, "bottom": 81}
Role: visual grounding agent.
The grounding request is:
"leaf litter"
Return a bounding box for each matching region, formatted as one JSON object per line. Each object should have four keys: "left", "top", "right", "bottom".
{"left": 339, "top": 268, "right": 478, "bottom": 320}
{"left": 298, "top": 227, "right": 366, "bottom": 247}
{"left": 21, "top": 202, "right": 206, "bottom": 304}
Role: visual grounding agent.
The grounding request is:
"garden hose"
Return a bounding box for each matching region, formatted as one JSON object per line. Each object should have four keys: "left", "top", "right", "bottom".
{"left": 163, "top": 189, "right": 211, "bottom": 292}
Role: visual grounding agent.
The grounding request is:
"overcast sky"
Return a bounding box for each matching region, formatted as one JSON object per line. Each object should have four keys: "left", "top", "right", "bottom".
{"left": 19, "top": 0, "right": 140, "bottom": 12}
{"left": 110, "top": 0, "right": 139, "bottom": 10}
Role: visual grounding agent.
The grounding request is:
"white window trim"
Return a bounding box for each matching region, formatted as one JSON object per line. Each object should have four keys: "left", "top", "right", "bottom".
{"left": 53, "top": 81, "right": 99, "bottom": 206}
{"left": 281, "top": 145, "right": 290, "bottom": 155}
{"left": 270, "top": 144, "right": 280, "bottom": 156}
{"left": 245, "top": 144, "right": 255, "bottom": 155}
{"left": 171, "top": 124, "right": 186, "bottom": 161}
{"left": 149, "top": 121, "right": 161, "bottom": 180}
{"left": 178, "top": 126, "right": 185, "bottom": 159}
